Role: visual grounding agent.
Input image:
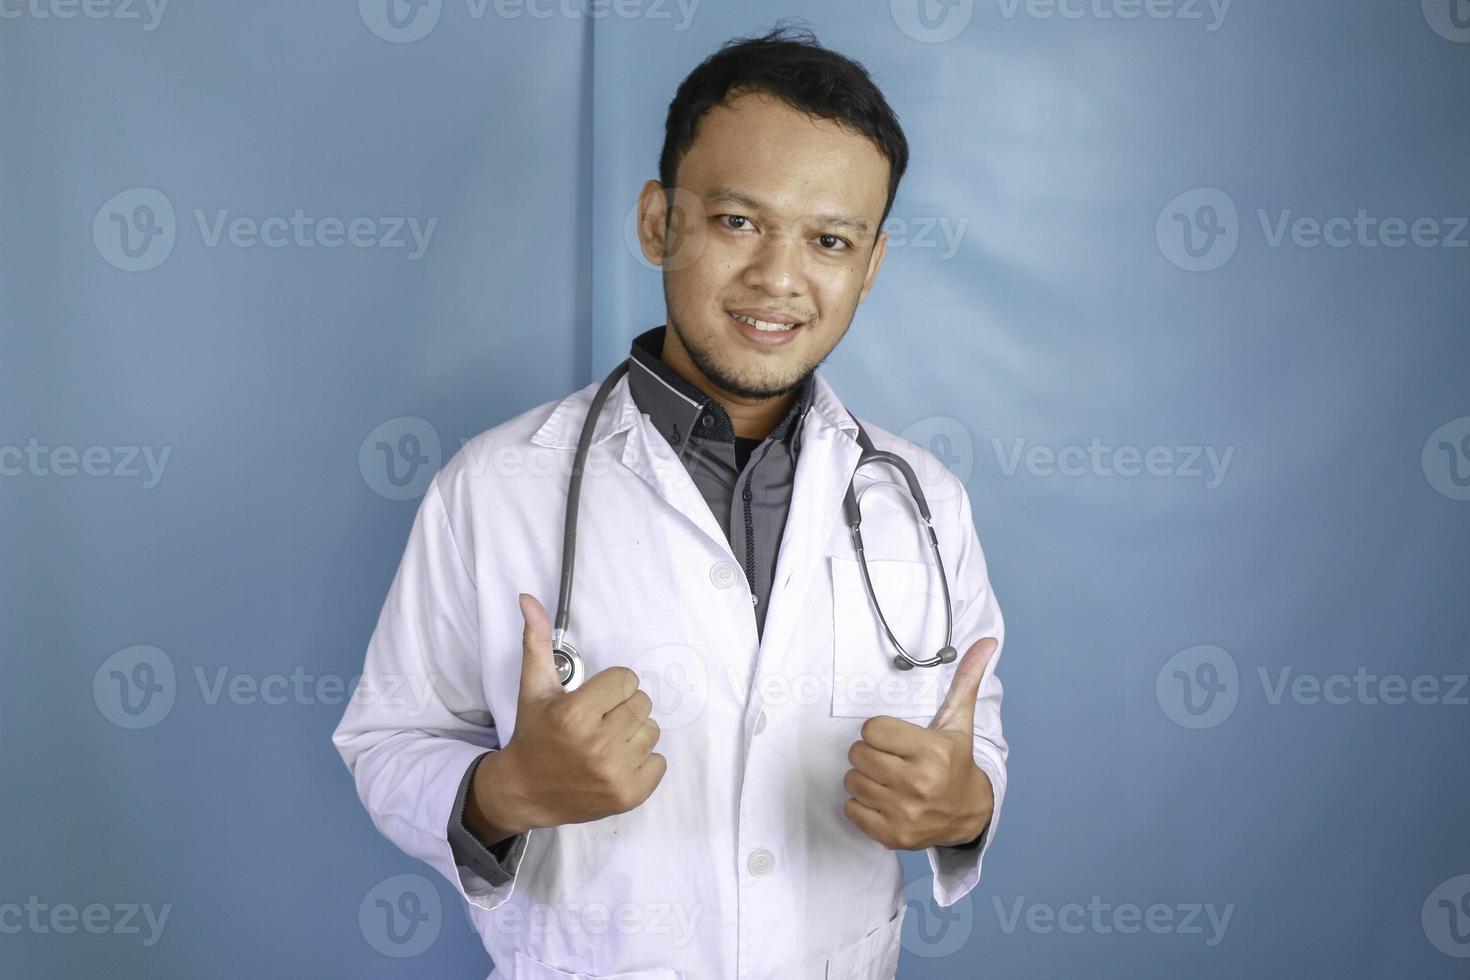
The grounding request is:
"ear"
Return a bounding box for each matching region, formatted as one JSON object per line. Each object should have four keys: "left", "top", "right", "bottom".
{"left": 636, "top": 179, "right": 669, "bottom": 267}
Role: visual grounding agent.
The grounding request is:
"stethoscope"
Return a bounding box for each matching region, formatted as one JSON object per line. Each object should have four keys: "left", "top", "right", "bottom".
{"left": 550, "top": 358, "right": 957, "bottom": 692}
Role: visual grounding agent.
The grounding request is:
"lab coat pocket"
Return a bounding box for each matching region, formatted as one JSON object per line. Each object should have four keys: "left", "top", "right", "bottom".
{"left": 824, "top": 902, "right": 907, "bottom": 980}
{"left": 512, "top": 948, "right": 684, "bottom": 980}
{"left": 829, "top": 555, "right": 945, "bottom": 721}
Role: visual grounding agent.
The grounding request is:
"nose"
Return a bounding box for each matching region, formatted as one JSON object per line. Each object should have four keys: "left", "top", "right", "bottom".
{"left": 742, "top": 232, "right": 805, "bottom": 297}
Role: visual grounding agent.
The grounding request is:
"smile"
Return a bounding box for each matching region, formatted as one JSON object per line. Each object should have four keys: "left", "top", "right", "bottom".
{"left": 730, "top": 312, "right": 800, "bottom": 331}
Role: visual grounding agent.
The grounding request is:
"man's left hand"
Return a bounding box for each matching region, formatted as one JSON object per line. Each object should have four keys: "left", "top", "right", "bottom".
{"left": 842, "top": 636, "right": 997, "bottom": 850}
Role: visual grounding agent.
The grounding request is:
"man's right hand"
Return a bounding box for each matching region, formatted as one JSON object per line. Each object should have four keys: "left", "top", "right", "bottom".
{"left": 465, "top": 593, "right": 666, "bottom": 846}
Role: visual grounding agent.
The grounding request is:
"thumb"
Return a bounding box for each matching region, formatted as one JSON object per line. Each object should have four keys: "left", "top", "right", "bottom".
{"left": 928, "top": 636, "right": 998, "bottom": 733}
{"left": 517, "top": 592, "right": 566, "bottom": 704}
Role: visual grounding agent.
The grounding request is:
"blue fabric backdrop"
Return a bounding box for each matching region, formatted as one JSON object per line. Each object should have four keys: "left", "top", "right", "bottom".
{"left": 2, "top": 1, "right": 1467, "bottom": 976}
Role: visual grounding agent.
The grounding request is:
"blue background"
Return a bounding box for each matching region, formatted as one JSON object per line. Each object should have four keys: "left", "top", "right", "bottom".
{"left": 3, "top": 0, "right": 1468, "bottom": 977}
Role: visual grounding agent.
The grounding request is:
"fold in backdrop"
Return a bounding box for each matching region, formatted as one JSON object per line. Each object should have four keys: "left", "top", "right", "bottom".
{"left": 2, "top": 1, "right": 1468, "bottom": 977}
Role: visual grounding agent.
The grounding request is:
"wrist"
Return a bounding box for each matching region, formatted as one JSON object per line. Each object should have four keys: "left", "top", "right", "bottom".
{"left": 466, "top": 748, "right": 535, "bottom": 845}
{"left": 943, "top": 764, "right": 992, "bottom": 846}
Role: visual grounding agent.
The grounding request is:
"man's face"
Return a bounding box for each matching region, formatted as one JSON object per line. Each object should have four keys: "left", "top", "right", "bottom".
{"left": 637, "top": 88, "right": 891, "bottom": 402}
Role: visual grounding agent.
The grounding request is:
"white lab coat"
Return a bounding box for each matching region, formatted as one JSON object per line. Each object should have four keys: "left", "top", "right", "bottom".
{"left": 332, "top": 367, "right": 1007, "bottom": 980}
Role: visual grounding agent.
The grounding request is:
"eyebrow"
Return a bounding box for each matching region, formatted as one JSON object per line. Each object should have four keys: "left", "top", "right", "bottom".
{"left": 704, "top": 186, "right": 873, "bottom": 237}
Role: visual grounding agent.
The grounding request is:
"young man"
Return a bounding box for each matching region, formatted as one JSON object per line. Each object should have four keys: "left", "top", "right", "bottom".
{"left": 333, "top": 25, "right": 1007, "bottom": 980}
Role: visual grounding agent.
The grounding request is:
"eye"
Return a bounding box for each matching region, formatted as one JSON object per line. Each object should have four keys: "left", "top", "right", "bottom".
{"left": 817, "top": 233, "right": 851, "bottom": 252}
{"left": 716, "top": 214, "right": 753, "bottom": 231}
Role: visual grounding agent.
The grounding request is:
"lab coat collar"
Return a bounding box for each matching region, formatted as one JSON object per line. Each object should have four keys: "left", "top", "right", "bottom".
{"left": 529, "top": 353, "right": 864, "bottom": 670}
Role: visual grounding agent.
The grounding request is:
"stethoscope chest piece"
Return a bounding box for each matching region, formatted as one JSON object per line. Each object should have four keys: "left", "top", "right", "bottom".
{"left": 552, "top": 638, "right": 586, "bottom": 692}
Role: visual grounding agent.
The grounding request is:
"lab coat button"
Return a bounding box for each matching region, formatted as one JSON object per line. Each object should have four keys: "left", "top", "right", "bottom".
{"left": 747, "top": 848, "right": 775, "bottom": 876}
{"left": 709, "top": 561, "right": 739, "bottom": 589}
{"left": 753, "top": 711, "right": 767, "bottom": 735}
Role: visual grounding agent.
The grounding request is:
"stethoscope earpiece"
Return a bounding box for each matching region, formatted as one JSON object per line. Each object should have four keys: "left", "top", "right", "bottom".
{"left": 892, "top": 645, "right": 957, "bottom": 672}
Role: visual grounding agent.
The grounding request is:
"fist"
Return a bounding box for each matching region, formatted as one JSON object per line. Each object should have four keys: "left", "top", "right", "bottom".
{"left": 494, "top": 593, "right": 667, "bottom": 830}
{"left": 842, "top": 637, "right": 997, "bottom": 850}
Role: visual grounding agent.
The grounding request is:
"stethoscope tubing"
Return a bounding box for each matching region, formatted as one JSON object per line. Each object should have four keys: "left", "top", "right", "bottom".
{"left": 551, "top": 357, "right": 956, "bottom": 690}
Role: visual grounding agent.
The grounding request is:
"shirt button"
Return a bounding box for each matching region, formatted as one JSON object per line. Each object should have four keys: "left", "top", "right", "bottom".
{"left": 701, "top": 415, "right": 713, "bottom": 428}
{"left": 747, "top": 848, "right": 775, "bottom": 876}
{"left": 753, "top": 711, "right": 767, "bottom": 735}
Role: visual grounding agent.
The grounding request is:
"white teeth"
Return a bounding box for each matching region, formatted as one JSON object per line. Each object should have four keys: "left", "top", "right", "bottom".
{"left": 732, "top": 313, "right": 798, "bottom": 332}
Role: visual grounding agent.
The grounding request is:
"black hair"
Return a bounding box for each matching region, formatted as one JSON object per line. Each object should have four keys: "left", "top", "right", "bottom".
{"left": 658, "top": 21, "right": 910, "bottom": 233}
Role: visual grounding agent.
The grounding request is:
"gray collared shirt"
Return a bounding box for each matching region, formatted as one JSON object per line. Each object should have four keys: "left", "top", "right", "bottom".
{"left": 446, "top": 324, "right": 979, "bottom": 884}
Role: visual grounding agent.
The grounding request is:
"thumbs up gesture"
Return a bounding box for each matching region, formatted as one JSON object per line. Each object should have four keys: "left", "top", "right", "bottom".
{"left": 841, "top": 637, "right": 998, "bottom": 851}
{"left": 466, "top": 593, "right": 667, "bottom": 843}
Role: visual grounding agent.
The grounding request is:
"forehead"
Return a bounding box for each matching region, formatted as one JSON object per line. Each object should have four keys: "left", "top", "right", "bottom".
{"left": 675, "top": 89, "right": 890, "bottom": 226}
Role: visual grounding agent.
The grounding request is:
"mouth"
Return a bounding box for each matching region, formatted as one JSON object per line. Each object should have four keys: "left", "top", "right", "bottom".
{"left": 727, "top": 310, "right": 805, "bottom": 347}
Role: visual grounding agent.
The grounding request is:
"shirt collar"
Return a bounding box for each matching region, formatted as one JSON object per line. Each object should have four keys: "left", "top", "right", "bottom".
{"left": 626, "top": 324, "right": 814, "bottom": 453}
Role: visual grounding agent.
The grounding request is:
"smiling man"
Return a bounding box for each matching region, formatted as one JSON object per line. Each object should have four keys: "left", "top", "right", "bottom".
{"left": 333, "top": 24, "right": 1007, "bottom": 980}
